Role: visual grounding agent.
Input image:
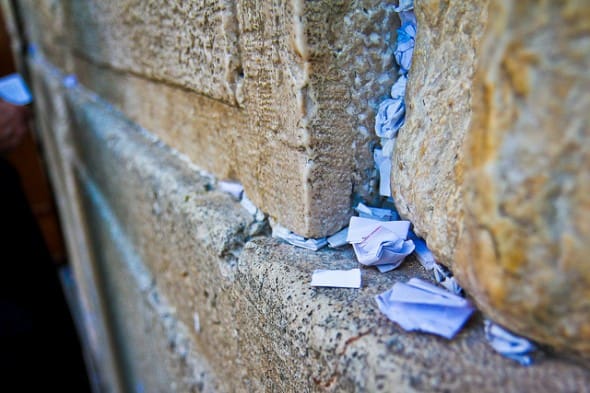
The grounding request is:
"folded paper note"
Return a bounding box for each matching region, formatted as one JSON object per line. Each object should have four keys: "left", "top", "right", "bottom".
{"left": 347, "top": 216, "right": 411, "bottom": 243}
{"left": 484, "top": 320, "right": 535, "bottom": 366}
{"left": 375, "top": 75, "right": 407, "bottom": 139}
{"left": 376, "top": 278, "right": 474, "bottom": 339}
{"left": 327, "top": 227, "right": 349, "bottom": 248}
{"left": 0, "top": 74, "right": 32, "bottom": 105}
{"left": 395, "top": 12, "right": 417, "bottom": 74}
{"left": 241, "top": 194, "right": 266, "bottom": 222}
{"left": 347, "top": 217, "right": 414, "bottom": 268}
{"left": 311, "top": 269, "right": 361, "bottom": 288}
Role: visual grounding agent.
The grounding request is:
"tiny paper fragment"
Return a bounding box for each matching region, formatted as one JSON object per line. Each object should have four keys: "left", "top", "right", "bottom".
{"left": 484, "top": 320, "right": 535, "bottom": 366}
{"left": 63, "top": 75, "right": 78, "bottom": 88}
{"left": 241, "top": 194, "right": 265, "bottom": 222}
{"left": 409, "top": 231, "right": 436, "bottom": 270}
{"left": 355, "top": 202, "right": 398, "bottom": 221}
{"left": 376, "top": 278, "right": 474, "bottom": 339}
{"left": 271, "top": 221, "right": 327, "bottom": 251}
{"left": 218, "top": 180, "right": 244, "bottom": 200}
{"left": 311, "top": 269, "right": 361, "bottom": 289}
{"left": 0, "top": 74, "right": 32, "bottom": 105}
{"left": 433, "top": 264, "right": 463, "bottom": 295}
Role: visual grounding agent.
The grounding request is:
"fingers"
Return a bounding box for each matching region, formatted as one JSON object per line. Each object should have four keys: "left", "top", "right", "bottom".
{"left": 0, "top": 100, "right": 29, "bottom": 153}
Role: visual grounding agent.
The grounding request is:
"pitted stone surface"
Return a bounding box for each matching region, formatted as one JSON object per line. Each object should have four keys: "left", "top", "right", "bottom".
{"left": 57, "top": 73, "right": 590, "bottom": 391}
{"left": 63, "top": 0, "right": 242, "bottom": 105}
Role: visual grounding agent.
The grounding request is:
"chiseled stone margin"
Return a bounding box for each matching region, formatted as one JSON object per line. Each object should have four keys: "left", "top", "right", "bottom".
{"left": 49, "top": 57, "right": 590, "bottom": 392}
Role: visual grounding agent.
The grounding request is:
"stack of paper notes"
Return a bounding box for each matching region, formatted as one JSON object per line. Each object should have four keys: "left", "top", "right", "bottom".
{"left": 376, "top": 278, "right": 474, "bottom": 339}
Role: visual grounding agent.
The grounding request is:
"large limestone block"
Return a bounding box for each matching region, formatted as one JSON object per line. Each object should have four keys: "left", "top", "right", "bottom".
{"left": 393, "top": 0, "right": 590, "bottom": 358}
{"left": 237, "top": 0, "right": 399, "bottom": 236}
{"left": 392, "top": 0, "right": 489, "bottom": 266}
{"left": 457, "top": 0, "right": 590, "bottom": 359}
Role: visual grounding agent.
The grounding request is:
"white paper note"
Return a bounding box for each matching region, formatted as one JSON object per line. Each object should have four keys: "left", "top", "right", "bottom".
{"left": 271, "top": 221, "right": 328, "bottom": 251}
{"left": 484, "top": 320, "right": 535, "bottom": 366}
{"left": 376, "top": 278, "right": 474, "bottom": 339}
{"left": 355, "top": 202, "right": 397, "bottom": 221}
{"left": 347, "top": 217, "right": 410, "bottom": 243}
{"left": 218, "top": 180, "right": 244, "bottom": 199}
{"left": 327, "top": 227, "right": 349, "bottom": 248}
{"left": 311, "top": 269, "right": 361, "bottom": 288}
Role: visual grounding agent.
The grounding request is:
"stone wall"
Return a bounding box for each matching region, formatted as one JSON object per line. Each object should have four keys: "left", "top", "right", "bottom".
{"left": 3, "top": 0, "right": 590, "bottom": 391}
{"left": 13, "top": 0, "right": 403, "bottom": 237}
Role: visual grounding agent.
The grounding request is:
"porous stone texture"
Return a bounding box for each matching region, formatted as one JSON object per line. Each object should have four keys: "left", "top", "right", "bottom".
{"left": 393, "top": 0, "right": 590, "bottom": 359}
{"left": 392, "top": 0, "right": 489, "bottom": 267}
{"left": 456, "top": 0, "right": 590, "bottom": 360}
{"left": 35, "top": 58, "right": 590, "bottom": 392}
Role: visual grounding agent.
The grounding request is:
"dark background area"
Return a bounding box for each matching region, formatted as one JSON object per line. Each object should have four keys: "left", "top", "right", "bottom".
{"left": 0, "top": 8, "right": 91, "bottom": 392}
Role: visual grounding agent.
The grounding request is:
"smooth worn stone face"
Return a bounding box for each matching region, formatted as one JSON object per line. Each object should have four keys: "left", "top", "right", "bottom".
{"left": 456, "top": 0, "right": 590, "bottom": 360}
{"left": 394, "top": 0, "right": 590, "bottom": 359}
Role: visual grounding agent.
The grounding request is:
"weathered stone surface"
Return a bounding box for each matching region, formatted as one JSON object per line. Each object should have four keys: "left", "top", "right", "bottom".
{"left": 456, "top": 0, "right": 590, "bottom": 359}
{"left": 77, "top": 175, "right": 220, "bottom": 393}
{"left": 63, "top": 0, "right": 241, "bottom": 105}
{"left": 237, "top": 0, "right": 399, "bottom": 236}
{"left": 15, "top": 0, "right": 401, "bottom": 237}
{"left": 54, "top": 64, "right": 590, "bottom": 391}
{"left": 393, "top": 0, "right": 590, "bottom": 358}
{"left": 392, "top": 0, "right": 489, "bottom": 266}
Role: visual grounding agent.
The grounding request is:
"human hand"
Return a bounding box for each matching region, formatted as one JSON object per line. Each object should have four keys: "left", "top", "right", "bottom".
{"left": 0, "top": 100, "right": 29, "bottom": 153}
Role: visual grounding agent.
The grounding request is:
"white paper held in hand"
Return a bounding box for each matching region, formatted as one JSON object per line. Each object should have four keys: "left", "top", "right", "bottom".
{"left": 311, "top": 268, "right": 361, "bottom": 289}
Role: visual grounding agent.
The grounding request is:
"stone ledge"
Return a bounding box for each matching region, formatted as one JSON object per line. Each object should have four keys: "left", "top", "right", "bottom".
{"left": 53, "top": 62, "right": 590, "bottom": 392}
